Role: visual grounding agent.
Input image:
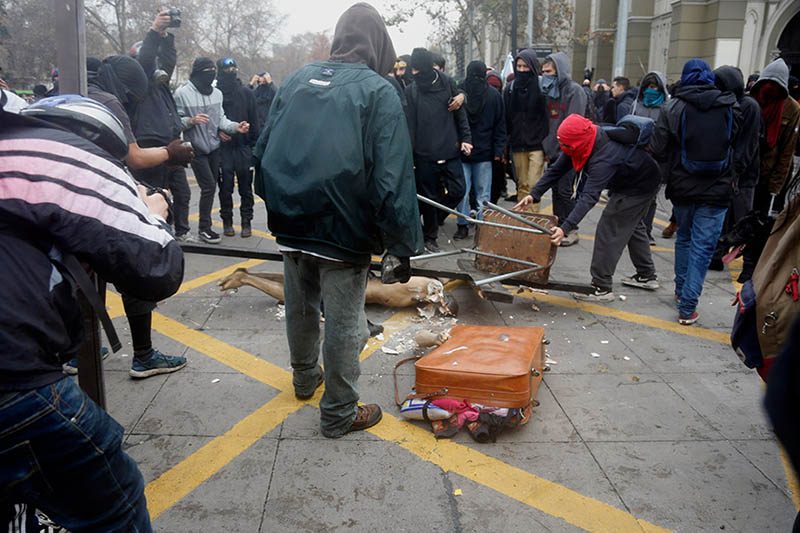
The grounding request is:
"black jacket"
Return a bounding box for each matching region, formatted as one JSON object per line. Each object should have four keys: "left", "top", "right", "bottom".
{"left": 253, "top": 82, "right": 276, "bottom": 131}
{"left": 603, "top": 88, "right": 637, "bottom": 123}
{"left": 531, "top": 129, "right": 660, "bottom": 233}
{"left": 0, "top": 116, "right": 184, "bottom": 391}
{"left": 649, "top": 84, "right": 741, "bottom": 206}
{"left": 219, "top": 78, "right": 260, "bottom": 146}
{"left": 463, "top": 86, "right": 506, "bottom": 163}
{"left": 405, "top": 71, "right": 472, "bottom": 161}
{"left": 503, "top": 79, "right": 548, "bottom": 152}
{"left": 128, "top": 30, "right": 182, "bottom": 147}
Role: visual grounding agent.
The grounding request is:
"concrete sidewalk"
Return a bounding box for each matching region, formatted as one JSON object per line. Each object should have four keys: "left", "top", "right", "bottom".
{"left": 96, "top": 185, "right": 797, "bottom": 532}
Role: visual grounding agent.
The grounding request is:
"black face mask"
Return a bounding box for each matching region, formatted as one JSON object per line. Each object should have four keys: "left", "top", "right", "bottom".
{"left": 515, "top": 70, "right": 534, "bottom": 88}
{"left": 192, "top": 70, "right": 216, "bottom": 95}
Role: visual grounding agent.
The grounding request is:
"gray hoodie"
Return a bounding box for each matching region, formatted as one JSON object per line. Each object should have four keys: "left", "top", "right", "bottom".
{"left": 174, "top": 80, "right": 239, "bottom": 155}
{"left": 631, "top": 70, "right": 668, "bottom": 121}
{"left": 542, "top": 52, "right": 588, "bottom": 159}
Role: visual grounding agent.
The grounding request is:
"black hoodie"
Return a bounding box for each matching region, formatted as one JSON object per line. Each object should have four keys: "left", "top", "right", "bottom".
{"left": 503, "top": 48, "right": 548, "bottom": 152}
{"left": 216, "top": 60, "right": 260, "bottom": 146}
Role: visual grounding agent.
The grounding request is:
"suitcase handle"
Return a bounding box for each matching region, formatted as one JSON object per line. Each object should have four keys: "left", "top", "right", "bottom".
{"left": 393, "top": 355, "right": 449, "bottom": 406}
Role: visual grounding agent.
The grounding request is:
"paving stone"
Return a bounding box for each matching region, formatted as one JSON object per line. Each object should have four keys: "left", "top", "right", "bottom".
{"left": 124, "top": 434, "right": 214, "bottom": 483}
{"left": 589, "top": 440, "right": 797, "bottom": 532}
{"left": 103, "top": 370, "right": 167, "bottom": 433}
{"left": 729, "top": 439, "right": 794, "bottom": 498}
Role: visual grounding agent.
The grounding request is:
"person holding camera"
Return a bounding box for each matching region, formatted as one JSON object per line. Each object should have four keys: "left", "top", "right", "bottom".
{"left": 175, "top": 57, "right": 250, "bottom": 244}
{"left": 0, "top": 94, "right": 184, "bottom": 532}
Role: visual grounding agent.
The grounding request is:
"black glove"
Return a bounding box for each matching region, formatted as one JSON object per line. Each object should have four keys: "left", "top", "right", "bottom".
{"left": 165, "top": 139, "right": 195, "bottom": 166}
{"left": 381, "top": 254, "right": 411, "bottom": 284}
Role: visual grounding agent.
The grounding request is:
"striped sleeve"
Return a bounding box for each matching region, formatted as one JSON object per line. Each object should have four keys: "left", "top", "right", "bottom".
{"left": 0, "top": 136, "right": 184, "bottom": 301}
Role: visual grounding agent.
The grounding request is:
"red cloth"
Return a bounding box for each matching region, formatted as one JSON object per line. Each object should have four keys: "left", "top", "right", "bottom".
{"left": 753, "top": 81, "right": 786, "bottom": 148}
{"left": 557, "top": 114, "right": 598, "bottom": 171}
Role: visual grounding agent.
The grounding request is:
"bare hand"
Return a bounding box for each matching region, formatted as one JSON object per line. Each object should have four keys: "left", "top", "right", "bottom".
{"left": 152, "top": 11, "right": 171, "bottom": 33}
{"left": 249, "top": 75, "right": 260, "bottom": 87}
{"left": 191, "top": 113, "right": 209, "bottom": 125}
{"left": 513, "top": 195, "right": 535, "bottom": 210}
{"left": 218, "top": 131, "right": 232, "bottom": 142}
{"left": 550, "top": 227, "right": 565, "bottom": 246}
{"left": 236, "top": 121, "right": 250, "bottom": 134}
{"left": 138, "top": 185, "right": 169, "bottom": 219}
{"left": 461, "top": 142, "right": 473, "bottom": 156}
{"left": 448, "top": 93, "right": 465, "bottom": 112}
{"left": 0, "top": 78, "right": 8, "bottom": 90}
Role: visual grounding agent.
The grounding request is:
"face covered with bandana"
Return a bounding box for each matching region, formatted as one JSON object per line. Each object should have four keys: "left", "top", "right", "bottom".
{"left": 190, "top": 57, "right": 217, "bottom": 96}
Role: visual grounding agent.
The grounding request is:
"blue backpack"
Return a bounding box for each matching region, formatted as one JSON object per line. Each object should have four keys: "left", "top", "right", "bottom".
{"left": 680, "top": 103, "right": 733, "bottom": 176}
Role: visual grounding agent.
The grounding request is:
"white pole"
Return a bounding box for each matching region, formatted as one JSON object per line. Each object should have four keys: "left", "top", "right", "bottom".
{"left": 612, "top": 0, "right": 630, "bottom": 78}
{"left": 527, "top": 0, "right": 534, "bottom": 46}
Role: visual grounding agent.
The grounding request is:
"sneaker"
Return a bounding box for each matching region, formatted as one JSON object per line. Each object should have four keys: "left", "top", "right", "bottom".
{"left": 661, "top": 222, "right": 677, "bottom": 239}
{"left": 560, "top": 230, "right": 580, "bottom": 247}
{"left": 678, "top": 311, "right": 699, "bottom": 326}
{"left": 175, "top": 232, "right": 199, "bottom": 243}
{"left": 424, "top": 239, "right": 441, "bottom": 253}
{"left": 295, "top": 372, "right": 324, "bottom": 400}
{"left": 62, "top": 347, "right": 110, "bottom": 375}
{"left": 199, "top": 229, "right": 221, "bottom": 244}
{"left": 572, "top": 286, "right": 615, "bottom": 302}
{"left": 129, "top": 349, "right": 187, "bottom": 378}
{"left": 222, "top": 222, "right": 235, "bottom": 237}
{"left": 621, "top": 274, "right": 660, "bottom": 291}
{"left": 241, "top": 223, "right": 252, "bottom": 238}
{"left": 453, "top": 225, "right": 469, "bottom": 240}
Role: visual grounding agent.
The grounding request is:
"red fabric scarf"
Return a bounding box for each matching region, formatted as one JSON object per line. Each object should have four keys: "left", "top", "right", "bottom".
{"left": 557, "top": 114, "right": 598, "bottom": 171}
{"left": 754, "top": 81, "right": 786, "bottom": 148}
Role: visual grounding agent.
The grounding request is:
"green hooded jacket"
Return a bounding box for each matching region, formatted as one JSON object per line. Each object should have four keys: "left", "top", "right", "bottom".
{"left": 254, "top": 60, "right": 423, "bottom": 265}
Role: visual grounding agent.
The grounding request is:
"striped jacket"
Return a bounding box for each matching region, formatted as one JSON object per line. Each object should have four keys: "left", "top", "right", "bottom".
{"left": 0, "top": 115, "right": 184, "bottom": 391}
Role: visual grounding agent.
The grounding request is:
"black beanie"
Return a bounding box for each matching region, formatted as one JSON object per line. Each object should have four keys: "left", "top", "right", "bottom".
{"left": 410, "top": 48, "right": 433, "bottom": 73}
{"left": 191, "top": 57, "right": 216, "bottom": 76}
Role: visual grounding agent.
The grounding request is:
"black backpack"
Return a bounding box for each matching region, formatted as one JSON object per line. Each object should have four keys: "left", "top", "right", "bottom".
{"left": 601, "top": 114, "right": 656, "bottom": 177}
{"left": 680, "top": 102, "right": 733, "bottom": 176}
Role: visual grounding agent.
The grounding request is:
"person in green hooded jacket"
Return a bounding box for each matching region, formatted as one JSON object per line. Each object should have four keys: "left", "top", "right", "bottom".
{"left": 253, "top": 2, "right": 423, "bottom": 438}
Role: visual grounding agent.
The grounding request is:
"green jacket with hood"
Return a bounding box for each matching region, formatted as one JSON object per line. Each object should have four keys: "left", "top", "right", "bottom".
{"left": 253, "top": 4, "right": 423, "bottom": 265}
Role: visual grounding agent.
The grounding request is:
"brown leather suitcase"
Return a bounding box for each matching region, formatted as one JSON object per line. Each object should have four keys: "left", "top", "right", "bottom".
{"left": 413, "top": 325, "right": 545, "bottom": 408}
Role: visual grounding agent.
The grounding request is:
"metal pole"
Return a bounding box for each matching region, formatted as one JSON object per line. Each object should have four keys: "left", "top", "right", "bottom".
{"left": 612, "top": 0, "right": 630, "bottom": 78}
{"left": 54, "top": 0, "right": 87, "bottom": 95}
{"left": 483, "top": 201, "right": 553, "bottom": 234}
{"left": 416, "top": 194, "right": 545, "bottom": 235}
{"left": 474, "top": 266, "right": 544, "bottom": 286}
{"left": 526, "top": 0, "right": 534, "bottom": 47}
{"left": 466, "top": 249, "right": 541, "bottom": 268}
{"left": 511, "top": 0, "right": 518, "bottom": 55}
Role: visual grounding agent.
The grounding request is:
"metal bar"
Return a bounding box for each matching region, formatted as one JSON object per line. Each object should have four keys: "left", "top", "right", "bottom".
{"left": 465, "top": 248, "right": 541, "bottom": 268}
{"left": 417, "top": 194, "right": 544, "bottom": 235}
{"left": 483, "top": 201, "right": 552, "bottom": 234}
{"left": 54, "top": 0, "right": 87, "bottom": 95}
{"left": 474, "top": 267, "right": 544, "bottom": 286}
{"left": 409, "top": 249, "right": 464, "bottom": 262}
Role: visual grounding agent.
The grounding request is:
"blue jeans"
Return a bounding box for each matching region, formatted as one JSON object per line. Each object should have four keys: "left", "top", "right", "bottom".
{"left": 283, "top": 252, "right": 369, "bottom": 438}
{"left": 673, "top": 204, "right": 728, "bottom": 317}
{"left": 0, "top": 377, "right": 151, "bottom": 532}
{"left": 457, "top": 161, "right": 492, "bottom": 226}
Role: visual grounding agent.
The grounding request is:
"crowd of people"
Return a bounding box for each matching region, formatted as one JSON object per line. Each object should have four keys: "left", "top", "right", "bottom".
{"left": 1, "top": 0, "right": 800, "bottom": 530}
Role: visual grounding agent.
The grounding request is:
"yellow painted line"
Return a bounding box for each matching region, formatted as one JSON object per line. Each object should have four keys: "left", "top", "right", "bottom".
{"left": 146, "top": 392, "right": 302, "bottom": 519}
{"left": 515, "top": 290, "right": 729, "bottom": 345}
{"left": 780, "top": 447, "right": 800, "bottom": 510}
{"left": 369, "top": 413, "right": 670, "bottom": 533}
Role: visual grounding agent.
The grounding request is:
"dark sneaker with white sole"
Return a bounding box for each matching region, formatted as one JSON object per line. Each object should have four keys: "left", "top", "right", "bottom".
{"left": 199, "top": 229, "right": 221, "bottom": 244}
{"left": 62, "top": 346, "right": 110, "bottom": 375}
{"left": 678, "top": 311, "right": 699, "bottom": 325}
{"left": 572, "top": 286, "right": 615, "bottom": 302}
{"left": 129, "top": 349, "right": 187, "bottom": 378}
{"left": 621, "top": 274, "right": 660, "bottom": 291}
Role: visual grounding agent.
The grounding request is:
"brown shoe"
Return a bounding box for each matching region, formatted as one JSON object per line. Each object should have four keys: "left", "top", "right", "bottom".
{"left": 661, "top": 222, "right": 677, "bottom": 239}
{"left": 346, "top": 404, "right": 382, "bottom": 434}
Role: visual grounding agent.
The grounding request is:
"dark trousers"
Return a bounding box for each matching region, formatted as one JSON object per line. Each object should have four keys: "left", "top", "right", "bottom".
{"left": 218, "top": 143, "right": 254, "bottom": 224}
{"left": 490, "top": 158, "right": 506, "bottom": 204}
{"left": 0, "top": 378, "right": 152, "bottom": 532}
{"left": 590, "top": 191, "right": 657, "bottom": 290}
{"left": 713, "top": 185, "right": 755, "bottom": 262}
{"left": 131, "top": 164, "right": 191, "bottom": 237}
{"left": 414, "top": 158, "right": 466, "bottom": 241}
{"left": 190, "top": 149, "right": 221, "bottom": 233}
{"left": 742, "top": 184, "right": 785, "bottom": 279}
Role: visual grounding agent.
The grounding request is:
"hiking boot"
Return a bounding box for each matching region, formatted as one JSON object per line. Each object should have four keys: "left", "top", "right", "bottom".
{"left": 678, "top": 311, "right": 699, "bottom": 326}
{"left": 347, "top": 404, "right": 383, "bottom": 434}
{"left": 241, "top": 223, "right": 252, "bottom": 238}
{"left": 199, "top": 229, "right": 221, "bottom": 244}
{"left": 129, "top": 349, "right": 187, "bottom": 379}
{"left": 572, "top": 286, "right": 615, "bottom": 302}
{"left": 560, "top": 230, "right": 580, "bottom": 247}
{"left": 453, "top": 225, "right": 469, "bottom": 240}
{"left": 295, "top": 372, "right": 324, "bottom": 400}
{"left": 424, "top": 239, "right": 441, "bottom": 254}
{"left": 621, "top": 274, "right": 660, "bottom": 291}
{"left": 62, "top": 347, "right": 110, "bottom": 375}
{"left": 661, "top": 222, "right": 677, "bottom": 239}
{"left": 222, "top": 221, "right": 235, "bottom": 237}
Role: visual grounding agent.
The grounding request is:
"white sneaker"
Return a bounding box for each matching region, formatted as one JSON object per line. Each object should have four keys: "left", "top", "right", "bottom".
{"left": 175, "top": 232, "right": 199, "bottom": 243}
{"left": 560, "top": 230, "right": 580, "bottom": 247}
{"left": 621, "top": 274, "right": 660, "bottom": 291}
{"left": 572, "top": 286, "right": 615, "bottom": 302}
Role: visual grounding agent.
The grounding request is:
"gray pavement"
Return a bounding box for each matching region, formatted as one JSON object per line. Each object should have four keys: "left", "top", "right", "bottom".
{"left": 94, "top": 182, "right": 797, "bottom": 532}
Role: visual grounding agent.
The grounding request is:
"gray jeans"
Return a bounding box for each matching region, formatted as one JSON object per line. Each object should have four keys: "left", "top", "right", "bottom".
{"left": 590, "top": 191, "right": 657, "bottom": 290}
{"left": 282, "top": 252, "right": 369, "bottom": 437}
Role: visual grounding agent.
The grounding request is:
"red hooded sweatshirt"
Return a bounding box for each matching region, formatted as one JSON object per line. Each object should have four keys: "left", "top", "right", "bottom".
{"left": 557, "top": 114, "right": 597, "bottom": 171}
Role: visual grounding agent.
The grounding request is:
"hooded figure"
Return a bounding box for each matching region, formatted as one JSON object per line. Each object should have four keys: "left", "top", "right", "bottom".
{"left": 631, "top": 71, "right": 668, "bottom": 120}
{"left": 253, "top": 1, "right": 421, "bottom": 439}
{"left": 87, "top": 55, "right": 148, "bottom": 108}
{"left": 410, "top": 47, "right": 438, "bottom": 92}
{"left": 486, "top": 71, "right": 502, "bottom": 92}
{"left": 189, "top": 57, "right": 216, "bottom": 96}
{"left": 253, "top": 73, "right": 277, "bottom": 128}
{"left": 463, "top": 60, "right": 488, "bottom": 119}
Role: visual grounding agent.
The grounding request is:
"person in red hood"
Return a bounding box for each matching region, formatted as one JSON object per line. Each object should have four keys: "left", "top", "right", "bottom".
{"left": 516, "top": 113, "right": 662, "bottom": 301}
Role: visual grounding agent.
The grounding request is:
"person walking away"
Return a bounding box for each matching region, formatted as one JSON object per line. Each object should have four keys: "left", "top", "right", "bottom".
{"left": 541, "top": 52, "right": 588, "bottom": 246}
{"left": 175, "top": 57, "right": 250, "bottom": 244}
{"left": 649, "top": 59, "right": 742, "bottom": 325}
{"left": 216, "top": 57, "right": 260, "bottom": 238}
{"left": 740, "top": 58, "right": 800, "bottom": 282}
{"left": 254, "top": 2, "right": 423, "bottom": 438}
{"left": 515, "top": 114, "right": 661, "bottom": 300}
{"left": 405, "top": 47, "right": 472, "bottom": 253}
{"left": 454, "top": 60, "right": 506, "bottom": 241}
{"left": 503, "top": 49, "right": 548, "bottom": 211}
